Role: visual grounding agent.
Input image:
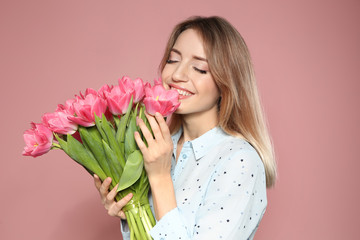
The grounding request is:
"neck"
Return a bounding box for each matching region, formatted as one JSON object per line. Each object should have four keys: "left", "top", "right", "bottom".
{"left": 180, "top": 107, "right": 219, "bottom": 142}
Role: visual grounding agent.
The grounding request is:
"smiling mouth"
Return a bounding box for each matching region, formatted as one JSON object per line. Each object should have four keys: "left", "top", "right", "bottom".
{"left": 174, "top": 88, "right": 192, "bottom": 96}
{"left": 170, "top": 85, "right": 193, "bottom": 97}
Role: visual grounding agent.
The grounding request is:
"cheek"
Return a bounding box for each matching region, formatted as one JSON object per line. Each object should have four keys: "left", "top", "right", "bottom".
{"left": 199, "top": 77, "right": 220, "bottom": 97}
{"left": 202, "top": 84, "right": 220, "bottom": 104}
{"left": 206, "top": 86, "right": 220, "bottom": 102}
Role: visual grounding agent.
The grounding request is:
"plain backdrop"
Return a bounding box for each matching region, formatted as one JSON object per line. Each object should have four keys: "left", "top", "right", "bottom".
{"left": 1, "top": 0, "right": 359, "bottom": 239}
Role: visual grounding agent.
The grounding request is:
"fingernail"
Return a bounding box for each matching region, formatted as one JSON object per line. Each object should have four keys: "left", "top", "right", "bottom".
{"left": 127, "top": 193, "right": 133, "bottom": 199}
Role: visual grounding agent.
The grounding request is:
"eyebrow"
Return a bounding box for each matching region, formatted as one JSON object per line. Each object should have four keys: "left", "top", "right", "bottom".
{"left": 171, "top": 48, "right": 208, "bottom": 62}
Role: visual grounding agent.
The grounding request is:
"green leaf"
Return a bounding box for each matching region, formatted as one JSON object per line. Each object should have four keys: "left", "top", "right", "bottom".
{"left": 102, "top": 140, "right": 122, "bottom": 182}
{"left": 139, "top": 106, "right": 152, "bottom": 147}
{"left": 94, "top": 114, "right": 109, "bottom": 145}
{"left": 125, "top": 110, "right": 138, "bottom": 158}
{"left": 116, "top": 96, "right": 133, "bottom": 146}
{"left": 55, "top": 134, "right": 68, "bottom": 153}
{"left": 137, "top": 170, "right": 150, "bottom": 200}
{"left": 79, "top": 126, "right": 113, "bottom": 180}
{"left": 67, "top": 134, "right": 107, "bottom": 180}
{"left": 54, "top": 134, "right": 95, "bottom": 176}
{"left": 101, "top": 114, "right": 116, "bottom": 136}
{"left": 101, "top": 114, "right": 126, "bottom": 168}
{"left": 117, "top": 150, "right": 143, "bottom": 192}
{"left": 113, "top": 115, "right": 120, "bottom": 129}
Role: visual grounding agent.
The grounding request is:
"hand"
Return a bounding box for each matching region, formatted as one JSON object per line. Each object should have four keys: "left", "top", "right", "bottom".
{"left": 93, "top": 174, "right": 133, "bottom": 219}
{"left": 134, "top": 112, "right": 173, "bottom": 182}
{"left": 135, "top": 112, "right": 177, "bottom": 220}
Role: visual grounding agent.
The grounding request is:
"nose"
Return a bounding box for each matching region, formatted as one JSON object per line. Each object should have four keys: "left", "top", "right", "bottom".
{"left": 172, "top": 62, "right": 189, "bottom": 83}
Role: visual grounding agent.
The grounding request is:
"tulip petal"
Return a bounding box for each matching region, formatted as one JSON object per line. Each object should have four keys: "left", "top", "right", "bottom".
{"left": 22, "top": 123, "right": 53, "bottom": 157}
{"left": 143, "top": 84, "right": 180, "bottom": 116}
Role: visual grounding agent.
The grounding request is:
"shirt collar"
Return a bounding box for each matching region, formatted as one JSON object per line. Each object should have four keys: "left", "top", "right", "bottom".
{"left": 171, "top": 126, "right": 228, "bottom": 161}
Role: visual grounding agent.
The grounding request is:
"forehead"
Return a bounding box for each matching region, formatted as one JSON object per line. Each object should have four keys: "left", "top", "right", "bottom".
{"left": 173, "top": 29, "right": 206, "bottom": 57}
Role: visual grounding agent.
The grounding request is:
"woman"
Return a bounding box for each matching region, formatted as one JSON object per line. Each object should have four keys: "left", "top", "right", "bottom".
{"left": 94, "top": 16, "right": 276, "bottom": 240}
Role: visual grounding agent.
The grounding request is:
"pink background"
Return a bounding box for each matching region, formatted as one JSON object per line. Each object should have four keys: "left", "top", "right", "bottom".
{"left": 1, "top": 0, "right": 359, "bottom": 239}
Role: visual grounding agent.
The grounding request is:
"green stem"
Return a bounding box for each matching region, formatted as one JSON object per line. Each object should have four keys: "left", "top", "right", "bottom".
{"left": 133, "top": 209, "right": 148, "bottom": 240}
{"left": 145, "top": 205, "right": 156, "bottom": 227}
{"left": 130, "top": 227, "right": 135, "bottom": 240}
{"left": 127, "top": 210, "right": 141, "bottom": 239}
{"left": 140, "top": 206, "right": 153, "bottom": 239}
{"left": 51, "top": 142, "right": 62, "bottom": 149}
{"left": 126, "top": 215, "right": 135, "bottom": 240}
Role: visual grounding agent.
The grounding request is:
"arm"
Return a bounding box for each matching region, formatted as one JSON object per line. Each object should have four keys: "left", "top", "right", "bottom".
{"left": 149, "top": 145, "right": 267, "bottom": 240}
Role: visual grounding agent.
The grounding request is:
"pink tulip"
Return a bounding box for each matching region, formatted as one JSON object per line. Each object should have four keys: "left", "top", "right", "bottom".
{"left": 42, "top": 110, "right": 78, "bottom": 135}
{"left": 84, "top": 88, "right": 98, "bottom": 97}
{"left": 81, "top": 85, "right": 113, "bottom": 120}
{"left": 97, "top": 84, "right": 113, "bottom": 99}
{"left": 153, "top": 77, "right": 162, "bottom": 85}
{"left": 106, "top": 85, "right": 133, "bottom": 115}
{"left": 118, "top": 76, "right": 147, "bottom": 103}
{"left": 95, "top": 85, "right": 114, "bottom": 120}
{"left": 118, "top": 76, "right": 133, "bottom": 92}
{"left": 143, "top": 84, "right": 180, "bottom": 117}
{"left": 68, "top": 94, "right": 107, "bottom": 127}
{"left": 63, "top": 98, "right": 76, "bottom": 113}
{"left": 22, "top": 123, "right": 53, "bottom": 157}
{"left": 84, "top": 84, "right": 113, "bottom": 100}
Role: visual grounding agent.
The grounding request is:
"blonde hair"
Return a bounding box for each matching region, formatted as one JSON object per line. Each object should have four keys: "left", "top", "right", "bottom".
{"left": 159, "top": 16, "right": 277, "bottom": 188}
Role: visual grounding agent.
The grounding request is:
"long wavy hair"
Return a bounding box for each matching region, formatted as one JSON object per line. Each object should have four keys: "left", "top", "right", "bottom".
{"left": 159, "top": 16, "right": 277, "bottom": 188}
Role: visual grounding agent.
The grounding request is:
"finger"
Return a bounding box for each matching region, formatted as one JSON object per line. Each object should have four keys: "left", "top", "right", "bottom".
{"left": 134, "top": 131, "right": 148, "bottom": 154}
{"left": 110, "top": 209, "right": 126, "bottom": 219}
{"left": 137, "top": 117, "right": 155, "bottom": 145}
{"left": 93, "top": 174, "right": 102, "bottom": 190}
{"left": 108, "top": 193, "right": 133, "bottom": 218}
{"left": 106, "top": 184, "right": 118, "bottom": 204}
{"left": 99, "top": 177, "right": 112, "bottom": 197}
{"left": 116, "top": 193, "right": 133, "bottom": 210}
{"left": 155, "top": 112, "right": 171, "bottom": 141}
{"left": 145, "top": 112, "right": 163, "bottom": 141}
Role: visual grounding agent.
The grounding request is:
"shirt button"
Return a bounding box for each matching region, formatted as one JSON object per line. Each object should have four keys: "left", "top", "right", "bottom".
{"left": 182, "top": 154, "right": 187, "bottom": 159}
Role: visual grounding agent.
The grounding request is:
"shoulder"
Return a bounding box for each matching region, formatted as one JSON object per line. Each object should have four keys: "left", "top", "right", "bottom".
{"left": 204, "top": 135, "right": 267, "bottom": 197}
{"left": 217, "top": 135, "right": 263, "bottom": 167}
{"left": 209, "top": 135, "right": 266, "bottom": 183}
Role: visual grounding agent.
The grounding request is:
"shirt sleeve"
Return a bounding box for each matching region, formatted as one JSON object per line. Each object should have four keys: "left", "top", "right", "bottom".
{"left": 120, "top": 220, "right": 130, "bottom": 240}
{"left": 150, "top": 146, "right": 268, "bottom": 240}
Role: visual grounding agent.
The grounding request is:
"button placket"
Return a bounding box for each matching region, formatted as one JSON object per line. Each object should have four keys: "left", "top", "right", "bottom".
{"left": 173, "top": 142, "right": 191, "bottom": 182}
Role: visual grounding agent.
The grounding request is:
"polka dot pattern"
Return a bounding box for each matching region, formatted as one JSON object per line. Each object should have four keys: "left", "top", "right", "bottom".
{"left": 122, "top": 127, "right": 267, "bottom": 240}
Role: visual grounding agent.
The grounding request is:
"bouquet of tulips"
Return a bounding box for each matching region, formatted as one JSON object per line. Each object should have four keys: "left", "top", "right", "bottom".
{"left": 22, "top": 76, "right": 180, "bottom": 240}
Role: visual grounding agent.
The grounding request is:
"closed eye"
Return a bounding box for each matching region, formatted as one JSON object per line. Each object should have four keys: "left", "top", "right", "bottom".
{"left": 166, "top": 59, "right": 178, "bottom": 64}
{"left": 193, "top": 67, "right": 207, "bottom": 74}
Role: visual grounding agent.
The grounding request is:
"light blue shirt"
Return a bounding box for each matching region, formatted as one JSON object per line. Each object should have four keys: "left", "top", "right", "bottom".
{"left": 122, "top": 127, "right": 267, "bottom": 240}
